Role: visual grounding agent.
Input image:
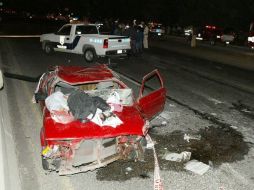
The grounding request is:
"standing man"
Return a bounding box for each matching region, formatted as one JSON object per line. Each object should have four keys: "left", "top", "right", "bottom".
{"left": 123, "top": 23, "right": 137, "bottom": 55}
{"left": 136, "top": 26, "right": 143, "bottom": 54}
{"left": 143, "top": 23, "right": 149, "bottom": 49}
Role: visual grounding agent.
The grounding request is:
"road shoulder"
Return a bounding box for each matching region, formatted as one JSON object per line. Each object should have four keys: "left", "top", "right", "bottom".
{"left": 0, "top": 53, "right": 21, "bottom": 190}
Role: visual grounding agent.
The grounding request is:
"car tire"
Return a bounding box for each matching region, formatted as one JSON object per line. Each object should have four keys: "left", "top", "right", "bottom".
{"left": 42, "top": 156, "right": 49, "bottom": 170}
{"left": 209, "top": 38, "right": 215, "bottom": 45}
{"left": 84, "top": 48, "right": 97, "bottom": 63}
{"left": 44, "top": 42, "right": 54, "bottom": 54}
{"left": 210, "top": 41, "right": 215, "bottom": 45}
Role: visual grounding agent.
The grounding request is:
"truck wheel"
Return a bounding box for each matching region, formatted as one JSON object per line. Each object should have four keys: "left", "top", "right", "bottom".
{"left": 84, "top": 48, "right": 97, "bottom": 63}
{"left": 44, "top": 43, "right": 54, "bottom": 54}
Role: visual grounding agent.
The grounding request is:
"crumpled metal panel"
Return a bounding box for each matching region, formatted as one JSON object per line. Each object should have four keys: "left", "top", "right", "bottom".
{"left": 56, "top": 65, "right": 115, "bottom": 84}
{"left": 56, "top": 135, "right": 145, "bottom": 175}
{"left": 44, "top": 106, "right": 145, "bottom": 139}
{"left": 72, "top": 138, "right": 117, "bottom": 166}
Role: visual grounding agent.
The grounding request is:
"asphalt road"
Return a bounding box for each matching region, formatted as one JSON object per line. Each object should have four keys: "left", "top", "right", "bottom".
{"left": 0, "top": 37, "right": 254, "bottom": 190}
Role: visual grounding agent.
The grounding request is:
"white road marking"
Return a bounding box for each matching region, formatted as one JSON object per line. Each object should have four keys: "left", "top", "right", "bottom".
{"left": 208, "top": 97, "right": 224, "bottom": 105}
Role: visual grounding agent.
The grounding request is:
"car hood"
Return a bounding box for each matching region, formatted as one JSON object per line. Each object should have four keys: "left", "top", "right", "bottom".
{"left": 40, "top": 33, "right": 54, "bottom": 41}
{"left": 43, "top": 106, "right": 146, "bottom": 140}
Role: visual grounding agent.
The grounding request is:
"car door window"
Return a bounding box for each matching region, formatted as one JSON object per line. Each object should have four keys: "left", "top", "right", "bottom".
{"left": 137, "top": 70, "right": 166, "bottom": 120}
{"left": 57, "top": 25, "right": 72, "bottom": 35}
{"left": 140, "top": 72, "right": 162, "bottom": 97}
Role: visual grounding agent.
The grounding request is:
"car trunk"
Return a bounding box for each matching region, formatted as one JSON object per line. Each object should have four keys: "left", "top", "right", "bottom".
{"left": 43, "top": 106, "right": 145, "bottom": 140}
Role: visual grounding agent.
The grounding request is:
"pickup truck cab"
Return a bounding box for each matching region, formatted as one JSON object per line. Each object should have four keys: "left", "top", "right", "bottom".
{"left": 40, "top": 23, "right": 131, "bottom": 62}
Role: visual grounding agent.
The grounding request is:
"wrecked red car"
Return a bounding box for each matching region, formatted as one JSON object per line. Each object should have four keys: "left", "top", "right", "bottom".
{"left": 34, "top": 64, "right": 166, "bottom": 175}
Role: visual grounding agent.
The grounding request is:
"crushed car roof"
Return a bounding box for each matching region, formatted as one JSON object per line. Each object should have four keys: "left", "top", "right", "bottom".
{"left": 55, "top": 64, "right": 115, "bottom": 84}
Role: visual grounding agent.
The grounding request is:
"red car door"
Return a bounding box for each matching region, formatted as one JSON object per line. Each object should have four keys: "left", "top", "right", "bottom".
{"left": 137, "top": 69, "right": 166, "bottom": 120}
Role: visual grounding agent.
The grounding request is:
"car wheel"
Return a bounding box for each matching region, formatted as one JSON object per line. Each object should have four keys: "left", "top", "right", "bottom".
{"left": 210, "top": 38, "right": 215, "bottom": 45}
{"left": 84, "top": 48, "right": 97, "bottom": 63}
{"left": 44, "top": 43, "right": 54, "bottom": 54}
{"left": 42, "top": 156, "right": 49, "bottom": 170}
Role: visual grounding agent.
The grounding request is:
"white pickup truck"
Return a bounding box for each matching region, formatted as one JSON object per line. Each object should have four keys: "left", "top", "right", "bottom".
{"left": 40, "top": 23, "right": 131, "bottom": 62}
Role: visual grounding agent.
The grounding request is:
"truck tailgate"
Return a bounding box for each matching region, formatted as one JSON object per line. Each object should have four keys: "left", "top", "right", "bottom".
{"left": 108, "top": 36, "right": 130, "bottom": 50}
{"left": 98, "top": 35, "right": 130, "bottom": 50}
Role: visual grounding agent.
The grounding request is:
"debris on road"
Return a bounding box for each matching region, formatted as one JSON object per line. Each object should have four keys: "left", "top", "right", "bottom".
{"left": 125, "top": 167, "right": 133, "bottom": 174}
{"left": 184, "top": 133, "right": 201, "bottom": 142}
{"left": 184, "top": 160, "right": 210, "bottom": 175}
{"left": 97, "top": 125, "right": 249, "bottom": 181}
{"left": 230, "top": 125, "right": 238, "bottom": 129}
{"left": 161, "top": 121, "right": 167, "bottom": 126}
{"left": 242, "top": 109, "right": 251, "bottom": 113}
{"left": 125, "top": 167, "right": 133, "bottom": 172}
{"left": 211, "top": 113, "right": 217, "bottom": 116}
{"left": 159, "top": 110, "right": 171, "bottom": 119}
{"left": 232, "top": 100, "right": 254, "bottom": 119}
{"left": 163, "top": 151, "right": 191, "bottom": 162}
{"left": 208, "top": 97, "right": 223, "bottom": 105}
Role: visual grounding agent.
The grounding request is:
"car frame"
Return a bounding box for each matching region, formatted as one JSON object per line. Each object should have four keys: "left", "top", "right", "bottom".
{"left": 34, "top": 64, "right": 166, "bottom": 175}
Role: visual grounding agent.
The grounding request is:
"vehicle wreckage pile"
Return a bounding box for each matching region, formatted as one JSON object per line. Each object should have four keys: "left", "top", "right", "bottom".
{"left": 33, "top": 65, "right": 166, "bottom": 176}
{"left": 39, "top": 87, "right": 146, "bottom": 175}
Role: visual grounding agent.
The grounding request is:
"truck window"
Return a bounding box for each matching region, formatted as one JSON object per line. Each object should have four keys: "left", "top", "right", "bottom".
{"left": 75, "top": 25, "right": 98, "bottom": 35}
{"left": 98, "top": 25, "right": 111, "bottom": 35}
{"left": 57, "top": 25, "right": 72, "bottom": 35}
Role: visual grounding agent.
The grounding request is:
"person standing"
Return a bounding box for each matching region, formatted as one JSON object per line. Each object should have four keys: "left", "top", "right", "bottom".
{"left": 123, "top": 24, "right": 137, "bottom": 55}
{"left": 136, "top": 26, "right": 143, "bottom": 54}
{"left": 143, "top": 23, "right": 149, "bottom": 49}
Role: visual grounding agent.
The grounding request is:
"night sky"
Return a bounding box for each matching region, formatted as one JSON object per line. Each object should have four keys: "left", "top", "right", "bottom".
{"left": 3, "top": 0, "right": 254, "bottom": 30}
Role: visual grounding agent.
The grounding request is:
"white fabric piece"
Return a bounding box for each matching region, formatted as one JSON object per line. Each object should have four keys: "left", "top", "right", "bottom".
{"left": 107, "top": 91, "right": 123, "bottom": 112}
{"left": 87, "top": 108, "right": 123, "bottom": 128}
{"left": 45, "top": 91, "right": 69, "bottom": 111}
{"left": 45, "top": 91, "right": 74, "bottom": 124}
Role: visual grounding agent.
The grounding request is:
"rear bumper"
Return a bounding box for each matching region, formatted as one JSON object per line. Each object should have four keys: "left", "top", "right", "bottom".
{"left": 42, "top": 135, "right": 146, "bottom": 175}
{"left": 59, "top": 137, "right": 119, "bottom": 175}
{"left": 248, "top": 37, "right": 254, "bottom": 47}
{"left": 105, "top": 49, "right": 131, "bottom": 57}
